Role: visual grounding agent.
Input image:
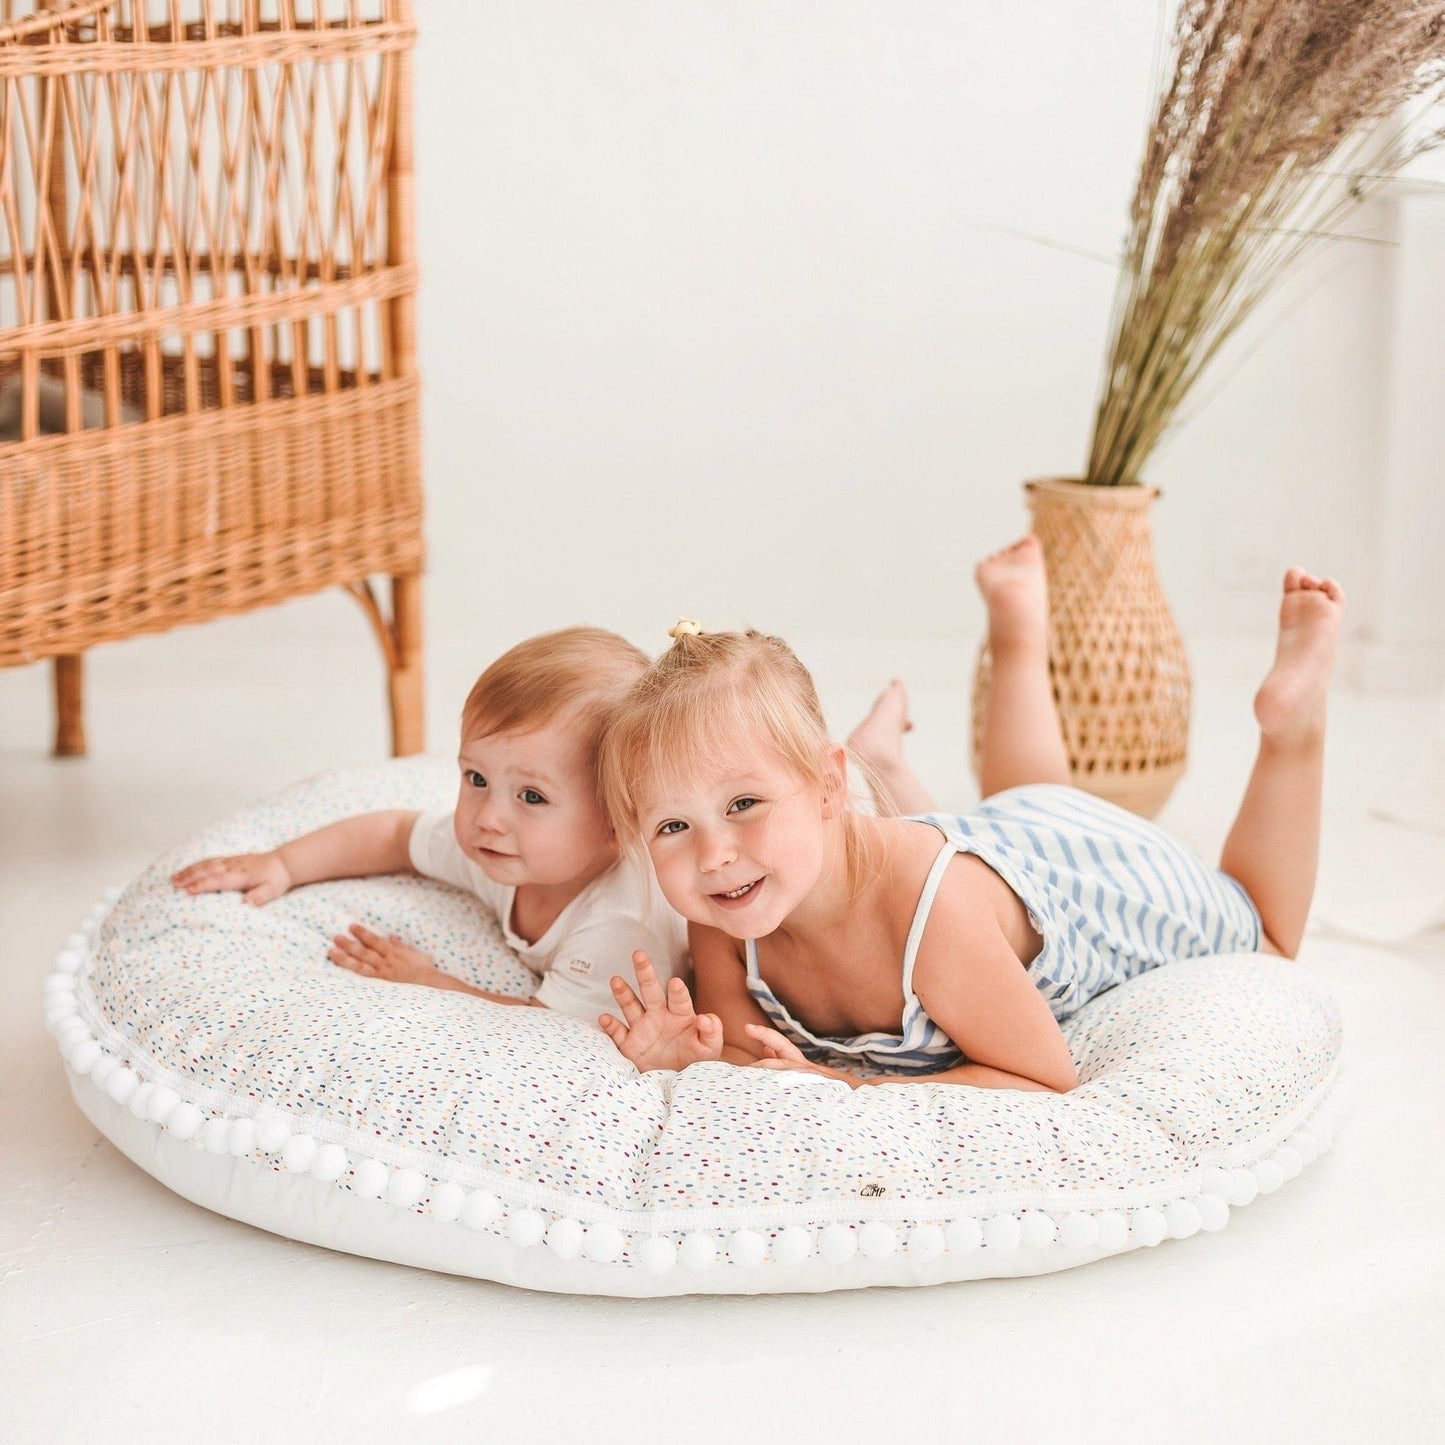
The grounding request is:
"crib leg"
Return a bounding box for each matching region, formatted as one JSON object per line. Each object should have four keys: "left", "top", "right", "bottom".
{"left": 53, "top": 653, "right": 87, "bottom": 757}
{"left": 387, "top": 573, "right": 424, "bottom": 757}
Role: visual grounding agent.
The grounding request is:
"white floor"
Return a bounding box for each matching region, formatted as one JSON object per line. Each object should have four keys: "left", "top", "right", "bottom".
{"left": 3, "top": 604, "right": 1444, "bottom": 1445}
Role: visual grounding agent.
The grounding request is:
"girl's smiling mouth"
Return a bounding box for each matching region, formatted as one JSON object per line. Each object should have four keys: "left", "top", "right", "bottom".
{"left": 711, "top": 877, "right": 764, "bottom": 908}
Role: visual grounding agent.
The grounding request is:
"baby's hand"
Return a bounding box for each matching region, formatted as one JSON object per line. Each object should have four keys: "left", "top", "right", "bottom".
{"left": 171, "top": 850, "right": 293, "bottom": 906}
{"left": 599, "top": 951, "right": 724, "bottom": 1072}
{"left": 328, "top": 924, "right": 446, "bottom": 988}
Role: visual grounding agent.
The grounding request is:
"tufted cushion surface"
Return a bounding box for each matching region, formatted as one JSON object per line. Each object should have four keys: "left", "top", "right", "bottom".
{"left": 45, "top": 760, "right": 1348, "bottom": 1296}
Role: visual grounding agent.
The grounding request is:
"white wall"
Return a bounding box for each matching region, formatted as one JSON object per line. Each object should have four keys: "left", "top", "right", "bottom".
{"left": 410, "top": 2, "right": 1408, "bottom": 685}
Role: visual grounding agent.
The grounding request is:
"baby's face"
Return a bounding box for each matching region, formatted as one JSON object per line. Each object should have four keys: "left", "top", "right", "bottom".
{"left": 453, "top": 717, "right": 617, "bottom": 891}
{"left": 638, "top": 739, "right": 832, "bottom": 940}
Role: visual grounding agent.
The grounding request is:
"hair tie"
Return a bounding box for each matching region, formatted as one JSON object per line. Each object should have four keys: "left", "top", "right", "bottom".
{"left": 668, "top": 618, "right": 703, "bottom": 642}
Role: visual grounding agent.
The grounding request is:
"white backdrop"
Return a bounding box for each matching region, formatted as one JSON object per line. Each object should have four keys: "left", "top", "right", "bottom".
{"left": 408, "top": 0, "right": 1411, "bottom": 687}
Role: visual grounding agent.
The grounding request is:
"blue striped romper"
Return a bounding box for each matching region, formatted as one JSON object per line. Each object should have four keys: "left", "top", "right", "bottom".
{"left": 744, "top": 783, "right": 1262, "bottom": 1075}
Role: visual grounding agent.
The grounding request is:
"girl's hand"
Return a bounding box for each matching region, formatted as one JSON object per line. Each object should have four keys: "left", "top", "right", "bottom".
{"left": 745, "top": 1025, "right": 862, "bottom": 1088}
{"left": 600, "top": 951, "right": 724, "bottom": 1072}
{"left": 171, "top": 850, "right": 293, "bottom": 906}
{"left": 328, "top": 924, "right": 447, "bottom": 988}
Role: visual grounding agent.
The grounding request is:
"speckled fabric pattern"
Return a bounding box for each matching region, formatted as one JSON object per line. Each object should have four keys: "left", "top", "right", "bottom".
{"left": 57, "top": 760, "right": 1346, "bottom": 1291}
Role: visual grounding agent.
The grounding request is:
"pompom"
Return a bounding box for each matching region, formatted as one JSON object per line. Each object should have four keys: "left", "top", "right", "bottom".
{"left": 255, "top": 1118, "right": 291, "bottom": 1153}
{"left": 428, "top": 1181, "right": 465, "bottom": 1222}
{"left": 103, "top": 885, "right": 123, "bottom": 904}
{"left": 281, "top": 1135, "right": 319, "bottom": 1175}
{"left": 507, "top": 1209, "right": 547, "bottom": 1247}
{"left": 679, "top": 1233, "right": 718, "bottom": 1271}
{"left": 1131, "top": 1208, "right": 1168, "bottom": 1247}
{"left": 53, "top": 1017, "right": 86, "bottom": 1046}
{"left": 944, "top": 1217, "right": 982, "bottom": 1255}
{"left": 67, "top": 1038, "right": 102, "bottom": 1075}
{"left": 1164, "top": 1199, "right": 1202, "bottom": 1240}
{"left": 1226, "top": 1168, "right": 1259, "bottom": 1207}
{"left": 728, "top": 1230, "right": 768, "bottom": 1268}
{"left": 1019, "top": 1212, "right": 1058, "bottom": 1249}
{"left": 89, "top": 1053, "right": 121, "bottom": 1086}
{"left": 772, "top": 1227, "right": 814, "bottom": 1265}
{"left": 351, "top": 1158, "right": 390, "bottom": 1199}
{"left": 584, "top": 1223, "right": 625, "bottom": 1264}
{"left": 1094, "top": 1211, "right": 1130, "bottom": 1251}
{"left": 639, "top": 1236, "right": 677, "bottom": 1275}
{"left": 146, "top": 1085, "right": 180, "bottom": 1125}
{"left": 545, "top": 1218, "right": 584, "bottom": 1260}
{"left": 65, "top": 932, "right": 86, "bottom": 954}
{"left": 1198, "top": 1167, "right": 1232, "bottom": 1198}
{"left": 906, "top": 1224, "right": 946, "bottom": 1261}
{"left": 105, "top": 1066, "right": 140, "bottom": 1105}
{"left": 1196, "top": 1193, "right": 1230, "bottom": 1232}
{"left": 167, "top": 1102, "right": 204, "bottom": 1141}
{"left": 818, "top": 1224, "right": 857, "bottom": 1264}
{"left": 1272, "top": 1146, "right": 1303, "bottom": 1181}
{"left": 226, "top": 1118, "right": 258, "bottom": 1156}
{"left": 201, "top": 1117, "right": 232, "bottom": 1155}
{"left": 982, "top": 1215, "right": 1022, "bottom": 1252}
{"left": 1286, "top": 1131, "right": 1321, "bottom": 1166}
{"left": 386, "top": 1168, "right": 427, "bottom": 1209}
{"left": 858, "top": 1222, "right": 897, "bottom": 1260}
{"left": 1058, "top": 1213, "right": 1101, "bottom": 1251}
{"left": 55, "top": 948, "right": 83, "bottom": 975}
{"left": 1251, "top": 1159, "right": 1285, "bottom": 1196}
{"left": 310, "top": 1144, "right": 348, "bottom": 1183}
{"left": 127, "top": 1082, "right": 156, "bottom": 1120}
{"left": 461, "top": 1191, "right": 502, "bottom": 1230}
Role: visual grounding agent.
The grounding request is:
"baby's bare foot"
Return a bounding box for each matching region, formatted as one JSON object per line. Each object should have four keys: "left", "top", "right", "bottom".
{"left": 975, "top": 534, "right": 1049, "bottom": 654}
{"left": 847, "top": 679, "right": 913, "bottom": 774}
{"left": 1254, "top": 568, "right": 1345, "bottom": 747}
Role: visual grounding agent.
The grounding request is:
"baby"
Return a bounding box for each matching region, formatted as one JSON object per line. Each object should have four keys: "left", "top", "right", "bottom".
{"left": 172, "top": 626, "right": 688, "bottom": 1021}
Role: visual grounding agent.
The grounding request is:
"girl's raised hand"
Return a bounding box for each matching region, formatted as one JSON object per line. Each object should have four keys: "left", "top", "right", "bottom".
{"left": 171, "top": 850, "right": 293, "bottom": 906}
{"left": 745, "top": 1024, "right": 862, "bottom": 1088}
{"left": 600, "top": 951, "right": 724, "bottom": 1072}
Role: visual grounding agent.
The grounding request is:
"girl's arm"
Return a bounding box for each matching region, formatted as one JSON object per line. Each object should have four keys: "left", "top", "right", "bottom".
{"left": 173, "top": 810, "right": 421, "bottom": 904}
{"left": 906, "top": 883, "right": 1079, "bottom": 1093}
{"left": 691, "top": 922, "right": 778, "bottom": 1064}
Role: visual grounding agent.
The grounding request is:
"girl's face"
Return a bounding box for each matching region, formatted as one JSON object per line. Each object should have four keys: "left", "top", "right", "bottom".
{"left": 454, "top": 718, "right": 618, "bottom": 890}
{"left": 639, "top": 738, "right": 840, "bottom": 939}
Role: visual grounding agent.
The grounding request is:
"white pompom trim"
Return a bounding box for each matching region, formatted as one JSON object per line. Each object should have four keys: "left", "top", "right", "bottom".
{"left": 47, "top": 884, "right": 1352, "bottom": 1275}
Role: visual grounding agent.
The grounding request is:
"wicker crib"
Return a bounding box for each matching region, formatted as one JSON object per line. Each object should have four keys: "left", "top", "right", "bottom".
{"left": 0, "top": 0, "right": 423, "bottom": 756}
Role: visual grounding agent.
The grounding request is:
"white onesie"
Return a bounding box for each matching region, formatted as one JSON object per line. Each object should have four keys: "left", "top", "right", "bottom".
{"left": 408, "top": 809, "right": 689, "bottom": 1022}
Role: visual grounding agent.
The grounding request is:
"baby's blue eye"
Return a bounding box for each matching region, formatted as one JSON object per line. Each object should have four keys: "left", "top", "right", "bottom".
{"left": 728, "top": 796, "right": 760, "bottom": 814}
{"left": 655, "top": 820, "right": 687, "bottom": 837}
{"left": 520, "top": 789, "right": 547, "bottom": 806}
{"left": 465, "top": 770, "right": 487, "bottom": 788}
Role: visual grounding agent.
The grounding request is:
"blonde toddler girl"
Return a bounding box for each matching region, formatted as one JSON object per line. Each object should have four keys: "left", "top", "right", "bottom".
{"left": 595, "top": 537, "right": 1343, "bottom": 1090}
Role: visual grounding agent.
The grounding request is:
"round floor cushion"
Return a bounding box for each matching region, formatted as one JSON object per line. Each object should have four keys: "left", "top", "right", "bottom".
{"left": 45, "top": 759, "right": 1348, "bottom": 1297}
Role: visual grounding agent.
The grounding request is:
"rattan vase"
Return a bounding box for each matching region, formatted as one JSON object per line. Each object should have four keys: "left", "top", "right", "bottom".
{"left": 971, "top": 478, "right": 1190, "bottom": 818}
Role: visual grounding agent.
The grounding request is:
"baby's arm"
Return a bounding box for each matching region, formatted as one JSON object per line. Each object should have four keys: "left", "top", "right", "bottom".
{"left": 172, "top": 810, "right": 421, "bottom": 905}
{"left": 327, "top": 923, "right": 542, "bottom": 1006}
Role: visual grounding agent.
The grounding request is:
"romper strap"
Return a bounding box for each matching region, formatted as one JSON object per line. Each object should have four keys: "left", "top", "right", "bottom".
{"left": 901, "top": 840, "right": 961, "bottom": 998}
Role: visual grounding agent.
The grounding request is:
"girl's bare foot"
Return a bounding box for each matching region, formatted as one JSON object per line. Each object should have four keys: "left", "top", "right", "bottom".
{"left": 1254, "top": 568, "right": 1345, "bottom": 748}
{"left": 846, "top": 678, "right": 913, "bottom": 775}
{"left": 846, "top": 679, "right": 934, "bottom": 815}
{"left": 975, "top": 535, "right": 1049, "bottom": 655}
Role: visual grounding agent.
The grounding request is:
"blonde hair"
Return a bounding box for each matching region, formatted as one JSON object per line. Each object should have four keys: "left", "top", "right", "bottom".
{"left": 461, "top": 627, "right": 649, "bottom": 803}
{"left": 598, "top": 626, "right": 879, "bottom": 893}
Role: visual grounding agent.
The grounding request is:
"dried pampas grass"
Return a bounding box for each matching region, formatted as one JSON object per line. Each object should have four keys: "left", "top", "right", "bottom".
{"left": 1087, "top": 0, "right": 1445, "bottom": 486}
